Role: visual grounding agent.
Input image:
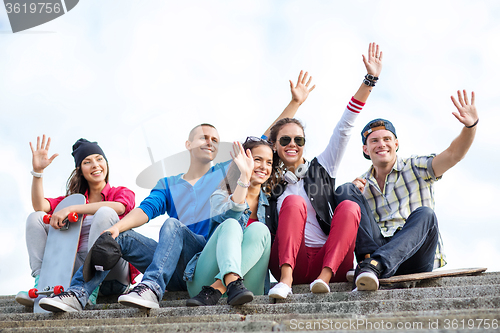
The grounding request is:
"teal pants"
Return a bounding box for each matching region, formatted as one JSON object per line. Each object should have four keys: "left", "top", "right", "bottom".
{"left": 187, "top": 219, "right": 271, "bottom": 297}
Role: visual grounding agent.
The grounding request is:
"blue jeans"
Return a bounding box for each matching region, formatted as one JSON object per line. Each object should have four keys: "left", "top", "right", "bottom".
{"left": 335, "top": 183, "right": 439, "bottom": 278}
{"left": 68, "top": 217, "right": 206, "bottom": 307}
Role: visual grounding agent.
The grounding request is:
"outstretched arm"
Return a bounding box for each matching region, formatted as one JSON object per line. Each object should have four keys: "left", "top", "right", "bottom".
{"left": 30, "top": 135, "right": 59, "bottom": 212}
{"left": 263, "top": 70, "right": 315, "bottom": 138}
{"left": 353, "top": 42, "right": 383, "bottom": 103}
{"left": 432, "top": 90, "right": 478, "bottom": 178}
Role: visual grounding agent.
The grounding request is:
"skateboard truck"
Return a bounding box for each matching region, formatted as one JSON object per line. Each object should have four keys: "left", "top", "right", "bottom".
{"left": 28, "top": 285, "right": 64, "bottom": 298}
{"left": 43, "top": 212, "right": 79, "bottom": 231}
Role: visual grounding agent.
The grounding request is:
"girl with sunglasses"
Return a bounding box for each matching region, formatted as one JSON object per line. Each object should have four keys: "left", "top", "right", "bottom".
{"left": 185, "top": 138, "right": 276, "bottom": 306}
{"left": 267, "top": 43, "right": 383, "bottom": 298}
{"left": 16, "top": 136, "right": 135, "bottom": 307}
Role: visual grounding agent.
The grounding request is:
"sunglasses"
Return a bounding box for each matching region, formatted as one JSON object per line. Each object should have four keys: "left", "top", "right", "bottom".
{"left": 244, "top": 136, "right": 270, "bottom": 144}
{"left": 278, "top": 136, "right": 306, "bottom": 147}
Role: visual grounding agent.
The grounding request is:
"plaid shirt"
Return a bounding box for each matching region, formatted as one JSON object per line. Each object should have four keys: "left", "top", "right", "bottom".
{"left": 361, "top": 155, "right": 446, "bottom": 268}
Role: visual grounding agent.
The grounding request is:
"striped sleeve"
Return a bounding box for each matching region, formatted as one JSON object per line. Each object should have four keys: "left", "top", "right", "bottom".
{"left": 346, "top": 97, "right": 365, "bottom": 113}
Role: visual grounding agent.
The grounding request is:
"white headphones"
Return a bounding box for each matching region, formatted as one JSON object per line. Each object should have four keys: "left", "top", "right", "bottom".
{"left": 283, "top": 160, "right": 309, "bottom": 184}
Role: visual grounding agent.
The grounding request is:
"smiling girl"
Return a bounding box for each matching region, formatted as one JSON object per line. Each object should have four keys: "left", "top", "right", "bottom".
{"left": 266, "top": 43, "right": 383, "bottom": 298}
{"left": 185, "top": 138, "right": 275, "bottom": 306}
{"left": 16, "top": 136, "right": 135, "bottom": 306}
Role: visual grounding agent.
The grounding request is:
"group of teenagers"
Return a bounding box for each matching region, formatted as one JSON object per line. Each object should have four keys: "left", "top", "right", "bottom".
{"left": 16, "top": 43, "right": 480, "bottom": 312}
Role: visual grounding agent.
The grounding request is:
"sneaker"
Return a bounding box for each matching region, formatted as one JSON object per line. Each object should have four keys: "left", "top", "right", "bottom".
{"left": 226, "top": 278, "right": 254, "bottom": 306}
{"left": 310, "top": 279, "right": 330, "bottom": 293}
{"left": 354, "top": 258, "right": 383, "bottom": 291}
{"left": 118, "top": 283, "right": 159, "bottom": 309}
{"left": 38, "top": 291, "right": 83, "bottom": 312}
{"left": 186, "top": 286, "right": 222, "bottom": 307}
{"left": 15, "top": 275, "right": 39, "bottom": 307}
{"left": 268, "top": 282, "right": 292, "bottom": 299}
{"left": 346, "top": 269, "right": 355, "bottom": 283}
{"left": 87, "top": 286, "right": 100, "bottom": 306}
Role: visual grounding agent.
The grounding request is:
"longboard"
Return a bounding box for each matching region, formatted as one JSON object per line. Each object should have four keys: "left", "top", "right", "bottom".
{"left": 379, "top": 267, "right": 487, "bottom": 288}
{"left": 33, "top": 194, "right": 85, "bottom": 313}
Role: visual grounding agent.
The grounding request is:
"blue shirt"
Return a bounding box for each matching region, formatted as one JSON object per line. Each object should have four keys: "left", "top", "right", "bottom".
{"left": 138, "top": 161, "right": 231, "bottom": 239}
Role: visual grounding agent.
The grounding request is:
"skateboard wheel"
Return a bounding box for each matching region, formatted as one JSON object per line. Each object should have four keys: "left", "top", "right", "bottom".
{"left": 54, "top": 285, "right": 64, "bottom": 295}
{"left": 68, "top": 212, "right": 78, "bottom": 223}
{"left": 28, "top": 288, "right": 38, "bottom": 298}
{"left": 43, "top": 215, "right": 51, "bottom": 224}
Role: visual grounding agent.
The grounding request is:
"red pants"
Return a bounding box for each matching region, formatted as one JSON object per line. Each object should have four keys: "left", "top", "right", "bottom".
{"left": 269, "top": 195, "right": 360, "bottom": 284}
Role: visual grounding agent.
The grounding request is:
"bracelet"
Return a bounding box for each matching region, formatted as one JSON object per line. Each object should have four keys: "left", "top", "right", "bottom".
{"left": 31, "top": 170, "right": 43, "bottom": 178}
{"left": 466, "top": 118, "right": 479, "bottom": 128}
{"left": 365, "top": 74, "right": 379, "bottom": 81}
{"left": 237, "top": 178, "right": 250, "bottom": 188}
{"left": 363, "top": 79, "right": 376, "bottom": 87}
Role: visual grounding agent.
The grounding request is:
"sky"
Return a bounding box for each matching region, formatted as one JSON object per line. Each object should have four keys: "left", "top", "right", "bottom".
{"left": 0, "top": 0, "right": 499, "bottom": 296}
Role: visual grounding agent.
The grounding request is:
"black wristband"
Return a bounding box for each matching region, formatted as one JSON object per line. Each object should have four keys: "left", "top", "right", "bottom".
{"left": 365, "top": 74, "right": 379, "bottom": 81}
{"left": 363, "top": 79, "right": 376, "bottom": 87}
{"left": 466, "top": 118, "right": 479, "bottom": 128}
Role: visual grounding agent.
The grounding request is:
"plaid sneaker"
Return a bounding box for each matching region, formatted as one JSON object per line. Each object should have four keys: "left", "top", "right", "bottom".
{"left": 38, "top": 291, "right": 83, "bottom": 312}
{"left": 353, "top": 258, "right": 383, "bottom": 291}
{"left": 186, "top": 286, "right": 222, "bottom": 306}
{"left": 118, "top": 283, "right": 159, "bottom": 309}
{"left": 226, "top": 278, "right": 254, "bottom": 306}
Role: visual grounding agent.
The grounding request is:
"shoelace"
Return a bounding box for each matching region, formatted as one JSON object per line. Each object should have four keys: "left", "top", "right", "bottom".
{"left": 57, "top": 291, "right": 75, "bottom": 299}
{"left": 131, "top": 284, "right": 149, "bottom": 295}
{"left": 200, "top": 286, "right": 217, "bottom": 297}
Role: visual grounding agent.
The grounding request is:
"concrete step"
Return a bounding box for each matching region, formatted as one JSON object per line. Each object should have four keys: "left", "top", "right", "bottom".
{"left": 1, "top": 272, "right": 498, "bottom": 332}
{"left": 3, "top": 281, "right": 499, "bottom": 315}
{"left": 1, "top": 308, "right": 499, "bottom": 332}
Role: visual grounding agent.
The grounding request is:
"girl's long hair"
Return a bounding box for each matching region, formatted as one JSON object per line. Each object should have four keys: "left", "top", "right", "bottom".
{"left": 219, "top": 138, "right": 277, "bottom": 196}
{"left": 268, "top": 117, "right": 305, "bottom": 186}
{"left": 65, "top": 163, "right": 109, "bottom": 196}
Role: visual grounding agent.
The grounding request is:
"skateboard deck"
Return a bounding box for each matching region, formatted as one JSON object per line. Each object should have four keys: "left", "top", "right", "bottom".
{"left": 379, "top": 267, "right": 487, "bottom": 288}
{"left": 33, "top": 194, "right": 85, "bottom": 313}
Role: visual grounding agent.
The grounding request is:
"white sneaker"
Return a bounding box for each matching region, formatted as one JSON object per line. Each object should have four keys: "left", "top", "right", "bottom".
{"left": 15, "top": 291, "right": 34, "bottom": 307}
{"left": 118, "top": 283, "right": 159, "bottom": 309}
{"left": 268, "top": 282, "right": 292, "bottom": 299}
{"left": 355, "top": 271, "right": 379, "bottom": 291}
{"left": 310, "top": 279, "right": 330, "bottom": 293}
{"left": 39, "top": 291, "right": 83, "bottom": 312}
{"left": 346, "top": 269, "right": 355, "bottom": 283}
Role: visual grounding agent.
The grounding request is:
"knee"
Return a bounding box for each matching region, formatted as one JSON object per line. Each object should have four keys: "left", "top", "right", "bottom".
{"left": 337, "top": 200, "right": 361, "bottom": 218}
{"left": 219, "top": 218, "right": 242, "bottom": 234}
{"left": 281, "top": 195, "right": 306, "bottom": 212}
{"left": 414, "top": 206, "right": 437, "bottom": 224}
{"left": 26, "top": 211, "right": 46, "bottom": 228}
{"left": 335, "top": 182, "right": 362, "bottom": 201}
{"left": 92, "top": 207, "right": 119, "bottom": 229}
{"left": 159, "top": 217, "right": 184, "bottom": 236}
{"left": 245, "top": 222, "right": 271, "bottom": 247}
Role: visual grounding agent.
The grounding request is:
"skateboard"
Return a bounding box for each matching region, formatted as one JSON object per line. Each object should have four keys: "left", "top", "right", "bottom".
{"left": 33, "top": 194, "right": 85, "bottom": 313}
{"left": 379, "top": 267, "right": 487, "bottom": 288}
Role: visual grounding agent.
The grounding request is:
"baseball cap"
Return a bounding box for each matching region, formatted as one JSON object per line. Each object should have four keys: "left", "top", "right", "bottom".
{"left": 83, "top": 232, "right": 122, "bottom": 282}
{"left": 361, "top": 118, "right": 397, "bottom": 160}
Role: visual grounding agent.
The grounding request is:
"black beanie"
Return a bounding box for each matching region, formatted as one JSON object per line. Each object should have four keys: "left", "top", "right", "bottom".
{"left": 71, "top": 138, "right": 107, "bottom": 168}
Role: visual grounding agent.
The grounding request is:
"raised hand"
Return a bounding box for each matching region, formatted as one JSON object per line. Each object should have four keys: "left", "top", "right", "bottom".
{"left": 362, "top": 42, "right": 383, "bottom": 78}
{"left": 29, "top": 135, "right": 59, "bottom": 173}
{"left": 230, "top": 141, "right": 254, "bottom": 183}
{"left": 451, "top": 90, "right": 478, "bottom": 128}
{"left": 290, "top": 70, "right": 316, "bottom": 105}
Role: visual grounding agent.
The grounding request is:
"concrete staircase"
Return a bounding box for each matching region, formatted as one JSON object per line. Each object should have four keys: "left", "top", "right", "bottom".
{"left": 1, "top": 271, "right": 500, "bottom": 332}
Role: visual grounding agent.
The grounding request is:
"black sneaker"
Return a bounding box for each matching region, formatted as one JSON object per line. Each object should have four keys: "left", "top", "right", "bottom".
{"left": 353, "top": 258, "right": 383, "bottom": 291}
{"left": 226, "top": 278, "right": 253, "bottom": 306}
{"left": 186, "top": 286, "right": 222, "bottom": 307}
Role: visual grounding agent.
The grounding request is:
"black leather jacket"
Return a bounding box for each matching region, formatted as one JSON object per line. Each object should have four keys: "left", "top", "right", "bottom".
{"left": 266, "top": 157, "right": 337, "bottom": 242}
